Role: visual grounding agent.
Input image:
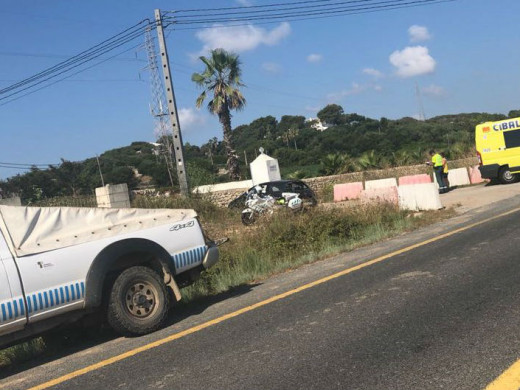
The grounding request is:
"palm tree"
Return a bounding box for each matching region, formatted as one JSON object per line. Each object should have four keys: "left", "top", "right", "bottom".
{"left": 287, "top": 128, "right": 299, "bottom": 150}
{"left": 202, "top": 137, "right": 218, "bottom": 166}
{"left": 192, "top": 49, "right": 246, "bottom": 181}
{"left": 282, "top": 131, "right": 290, "bottom": 147}
{"left": 356, "top": 150, "right": 382, "bottom": 171}
{"left": 320, "top": 153, "right": 355, "bottom": 175}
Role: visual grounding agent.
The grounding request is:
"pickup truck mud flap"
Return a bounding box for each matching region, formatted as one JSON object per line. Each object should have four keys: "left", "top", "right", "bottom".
{"left": 202, "top": 243, "right": 219, "bottom": 269}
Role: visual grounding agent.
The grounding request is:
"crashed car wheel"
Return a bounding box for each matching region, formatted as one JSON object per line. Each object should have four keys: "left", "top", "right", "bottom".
{"left": 228, "top": 193, "right": 247, "bottom": 209}
{"left": 241, "top": 211, "right": 257, "bottom": 225}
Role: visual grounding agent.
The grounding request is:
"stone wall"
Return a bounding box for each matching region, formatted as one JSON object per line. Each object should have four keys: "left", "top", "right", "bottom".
{"left": 0, "top": 197, "right": 22, "bottom": 206}
{"left": 196, "top": 157, "right": 479, "bottom": 208}
{"left": 198, "top": 188, "right": 248, "bottom": 208}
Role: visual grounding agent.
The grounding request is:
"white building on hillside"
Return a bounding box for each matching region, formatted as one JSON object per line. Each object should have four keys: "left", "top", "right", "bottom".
{"left": 306, "top": 117, "right": 328, "bottom": 131}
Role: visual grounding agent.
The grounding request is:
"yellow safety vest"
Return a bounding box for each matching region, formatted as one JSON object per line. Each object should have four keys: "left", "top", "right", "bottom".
{"left": 432, "top": 153, "right": 443, "bottom": 167}
{"left": 442, "top": 159, "right": 448, "bottom": 174}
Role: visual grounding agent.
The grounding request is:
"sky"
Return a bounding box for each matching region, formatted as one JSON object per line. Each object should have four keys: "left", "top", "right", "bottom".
{"left": 1, "top": 0, "right": 519, "bottom": 179}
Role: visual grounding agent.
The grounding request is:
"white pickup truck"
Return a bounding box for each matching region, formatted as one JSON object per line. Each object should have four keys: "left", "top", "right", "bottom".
{"left": 0, "top": 205, "right": 219, "bottom": 347}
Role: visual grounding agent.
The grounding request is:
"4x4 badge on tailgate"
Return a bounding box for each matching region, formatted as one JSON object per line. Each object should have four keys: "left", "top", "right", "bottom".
{"left": 170, "top": 221, "right": 195, "bottom": 231}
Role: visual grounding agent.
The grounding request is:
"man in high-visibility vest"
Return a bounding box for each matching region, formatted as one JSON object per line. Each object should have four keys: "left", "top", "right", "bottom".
{"left": 428, "top": 149, "right": 447, "bottom": 193}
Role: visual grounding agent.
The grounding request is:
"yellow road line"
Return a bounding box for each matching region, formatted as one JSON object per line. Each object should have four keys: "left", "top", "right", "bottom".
{"left": 485, "top": 360, "right": 520, "bottom": 389}
{"left": 28, "top": 206, "right": 520, "bottom": 390}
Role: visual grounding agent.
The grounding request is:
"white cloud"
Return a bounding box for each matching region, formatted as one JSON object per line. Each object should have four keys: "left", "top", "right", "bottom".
{"left": 236, "top": 0, "right": 253, "bottom": 5}
{"left": 307, "top": 54, "right": 323, "bottom": 63}
{"left": 362, "top": 68, "right": 384, "bottom": 79}
{"left": 262, "top": 62, "right": 282, "bottom": 74}
{"left": 408, "top": 25, "right": 432, "bottom": 43}
{"left": 194, "top": 22, "right": 290, "bottom": 56}
{"left": 422, "top": 84, "right": 446, "bottom": 97}
{"left": 178, "top": 108, "right": 206, "bottom": 131}
{"left": 326, "top": 83, "right": 381, "bottom": 101}
{"left": 389, "top": 46, "right": 436, "bottom": 78}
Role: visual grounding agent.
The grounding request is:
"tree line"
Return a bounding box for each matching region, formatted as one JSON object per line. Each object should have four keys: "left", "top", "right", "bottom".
{"left": 1, "top": 107, "right": 513, "bottom": 204}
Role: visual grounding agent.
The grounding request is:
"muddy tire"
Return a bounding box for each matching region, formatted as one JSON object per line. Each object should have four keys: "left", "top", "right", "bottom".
{"left": 241, "top": 211, "right": 257, "bottom": 225}
{"left": 107, "top": 266, "right": 170, "bottom": 336}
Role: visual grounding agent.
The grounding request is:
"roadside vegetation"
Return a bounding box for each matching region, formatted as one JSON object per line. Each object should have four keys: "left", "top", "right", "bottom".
{"left": 0, "top": 194, "right": 454, "bottom": 368}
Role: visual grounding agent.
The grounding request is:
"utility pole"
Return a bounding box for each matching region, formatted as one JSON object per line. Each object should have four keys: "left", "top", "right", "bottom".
{"left": 154, "top": 9, "right": 189, "bottom": 196}
{"left": 144, "top": 26, "right": 175, "bottom": 188}
{"left": 415, "top": 81, "right": 426, "bottom": 121}
{"left": 95, "top": 154, "right": 105, "bottom": 187}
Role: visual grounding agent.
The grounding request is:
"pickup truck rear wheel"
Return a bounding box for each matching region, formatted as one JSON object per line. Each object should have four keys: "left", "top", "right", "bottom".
{"left": 107, "top": 266, "right": 170, "bottom": 336}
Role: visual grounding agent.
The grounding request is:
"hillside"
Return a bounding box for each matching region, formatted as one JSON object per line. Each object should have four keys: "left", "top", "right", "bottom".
{"left": 0, "top": 106, "right": 515, "bottom": 204}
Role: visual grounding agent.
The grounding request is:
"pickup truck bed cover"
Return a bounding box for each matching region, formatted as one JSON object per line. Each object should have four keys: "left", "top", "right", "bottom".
{"left": 0, "top": 206, "right": 197, "bottom": 257}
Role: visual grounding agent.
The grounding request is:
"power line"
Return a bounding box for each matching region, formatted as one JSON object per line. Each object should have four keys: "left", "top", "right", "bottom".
{"left": 0, "top": 19, "right": 153, "bottom": 101}
{"left": 0, "top": 0, "right": 456, "bottom": 105}
{"left": 166, "top": 0, "right": 454, "bottom": 29}
{"left": 0, "top": 42, "right": 145, "bottom": 107}
{"left": 0, "top": 29, "right": 151, "bottom": 100}
{"left": 0, "top": 19, "right": 150, "bottom": 94}
{"left": 171, "top": 0, "right": 363, "bottom": 18}
{"left": 0, "top": 165, "right": 34, "bottom": 170}
{"left": 168, "top": 0, "right": 451, "bottom": 24}
{"left": 166, "top": 0, "right": 337, "bottom": 13}
{"left": 0, "top": 50, "right": 145, "bottom": 62}
{"left": 0, "top": 161, "right": 55, "bottom": 168}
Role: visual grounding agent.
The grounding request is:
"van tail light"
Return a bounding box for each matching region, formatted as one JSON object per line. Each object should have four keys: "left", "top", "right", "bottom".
{"left": 476, "top": 150, "right": 482, "bottom": 166}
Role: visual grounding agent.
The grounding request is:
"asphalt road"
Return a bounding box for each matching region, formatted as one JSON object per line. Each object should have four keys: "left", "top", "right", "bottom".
{"left": 3, "top": 197, "right": 520, "bottom": 390}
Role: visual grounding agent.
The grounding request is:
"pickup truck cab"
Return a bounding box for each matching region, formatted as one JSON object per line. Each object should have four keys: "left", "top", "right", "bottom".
{"left": 0, "top": 205, "right": 219, "bottom": 347}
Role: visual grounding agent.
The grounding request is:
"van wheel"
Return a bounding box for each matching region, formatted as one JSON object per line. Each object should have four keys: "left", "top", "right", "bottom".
{"left": 107, "top": 266, "right": 170, "bottom": 336}
{"left": 499, "top": 167, "right": 518, "bottom": 184}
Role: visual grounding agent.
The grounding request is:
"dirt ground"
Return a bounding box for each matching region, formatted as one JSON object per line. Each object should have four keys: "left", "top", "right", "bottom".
{"left": 440, "top": 181, "right": 520, "bottom": 213}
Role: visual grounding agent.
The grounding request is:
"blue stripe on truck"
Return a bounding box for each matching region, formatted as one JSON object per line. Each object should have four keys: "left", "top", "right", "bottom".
{"left": 0, "top": 280, "right": 86, "bottom": 324}
{"left": 171, "top": 245, "right": 207, "bottom": 271}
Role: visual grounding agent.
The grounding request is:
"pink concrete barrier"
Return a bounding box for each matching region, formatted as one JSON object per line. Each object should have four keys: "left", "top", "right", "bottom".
{"left": 360, "top": 186, "right": 398, "bottom": 205}
{"left": 334, "top": 182, "right": 363, "bottom": 202}
{"left": 398, "top": 174, "right": 432, "bottom": 186}
{"left": 469, "top": 165, "right": 484, "bottom": 184}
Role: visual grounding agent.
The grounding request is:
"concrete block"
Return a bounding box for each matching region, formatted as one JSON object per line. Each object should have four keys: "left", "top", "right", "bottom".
{"left": 333, "top": 182, "right": 363, "bottom": 202}
{"left": 96, "top": 183, "right": 131, "bottom": 208}
{"left": 415, "top": 183, "right": 443, "bottom": 210}
{"left": 469, "top": 165, "right": 485, "bottom": 184}
{"left": 360, "top": 187, "right": 398, "bottom": 205}
{"left": 365, "top": 178, "right": 398, "bottom": 190}
{"left": 398, "top": 174, "right": 432, "bottom": 186}
{"left": 448, "top": 167, "right": 471, "bottom": 187}
{"left": 397, "top": 185, "right": 417, "bottom": 211}
{"left": 398, "top": 183, "right": 442, "bottom": 211}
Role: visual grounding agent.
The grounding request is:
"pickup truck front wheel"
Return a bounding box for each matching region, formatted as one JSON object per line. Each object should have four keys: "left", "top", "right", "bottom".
{"left": 107, "top": 266, "right": 170, "bottom": 336}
